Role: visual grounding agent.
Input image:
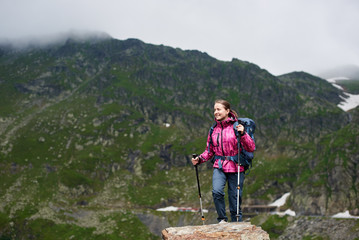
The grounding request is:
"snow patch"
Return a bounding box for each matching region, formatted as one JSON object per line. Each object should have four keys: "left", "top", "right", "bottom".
{"left": 269, "top": 192, "right": 290, "bottom": 207}
{"left": 338, "top": 93, "right": 359, "bottom": 112}
{"left": 156, "top": 206, "right": 208, "bottom": 213}
{"left": 271, "top": 209, "right": 296, "bottom": 217}
{"left": 156, "top": 206, "right": 179, "bottom": 212}
{"left": 332, "top": 210, "right": 359, "bottom": 219}
{"left": 269, "top": 192, "right": 296, "bottom": 216}
{"left": 325, "top": 76, "right": 359, "bottom": 111}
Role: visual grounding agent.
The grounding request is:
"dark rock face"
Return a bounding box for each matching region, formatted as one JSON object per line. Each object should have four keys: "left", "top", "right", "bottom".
{"left": 278, "top": 217, "right": 359, "bottom": 240}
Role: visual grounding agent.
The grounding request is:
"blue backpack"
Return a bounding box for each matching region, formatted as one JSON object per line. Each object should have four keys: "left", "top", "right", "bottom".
{"left": 208, "top": 118, "right": 256, "bottom": 173}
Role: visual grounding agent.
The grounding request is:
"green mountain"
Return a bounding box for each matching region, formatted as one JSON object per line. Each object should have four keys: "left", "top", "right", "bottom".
{"left": 0, "top": 36, "right": 358, "bottom": 239}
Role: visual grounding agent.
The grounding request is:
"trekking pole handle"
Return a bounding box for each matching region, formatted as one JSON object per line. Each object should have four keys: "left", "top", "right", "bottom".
{"left": 192, "top": 154, "right": 198, "bottom": 166}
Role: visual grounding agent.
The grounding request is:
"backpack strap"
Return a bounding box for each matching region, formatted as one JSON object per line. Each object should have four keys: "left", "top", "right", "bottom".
{"left": 233, "top": 121, "right": 239, "bottom": 138}
{"left": 207, "top": 123, "right": 217, "bottom": 153}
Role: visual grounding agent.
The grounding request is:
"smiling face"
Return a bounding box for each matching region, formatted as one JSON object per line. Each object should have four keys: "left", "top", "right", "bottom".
{"left": 214, "top": 103, "right": 230, "bottom": 122}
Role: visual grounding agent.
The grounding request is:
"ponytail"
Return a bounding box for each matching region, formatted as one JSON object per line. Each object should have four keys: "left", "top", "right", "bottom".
{"left": 230, "top": 109, "right": 238, "bottom": 118}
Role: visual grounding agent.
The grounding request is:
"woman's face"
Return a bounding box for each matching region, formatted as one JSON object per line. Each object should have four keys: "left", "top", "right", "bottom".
{"left": 214, "top": 103, "right": 230, "bottom": 121}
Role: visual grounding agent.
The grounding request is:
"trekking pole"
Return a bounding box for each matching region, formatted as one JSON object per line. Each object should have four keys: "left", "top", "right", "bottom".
{"left": 236, "top": 163, "right": 241, "bottom": 222}
{"left": 236, "top": 122, "right": 242, "bottom": 222}
{"left": 193, "top": 154, "right": 205, "bottom": 225}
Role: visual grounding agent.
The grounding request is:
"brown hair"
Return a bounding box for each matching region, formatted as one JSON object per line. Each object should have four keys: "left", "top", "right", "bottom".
{"left": 214, "top": 99, "right": 238, "bottom": 118}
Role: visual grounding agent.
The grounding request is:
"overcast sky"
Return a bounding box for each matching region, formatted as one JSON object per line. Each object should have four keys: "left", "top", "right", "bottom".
{"left": 1, "top": 0, "right": 358, "bottom": 76}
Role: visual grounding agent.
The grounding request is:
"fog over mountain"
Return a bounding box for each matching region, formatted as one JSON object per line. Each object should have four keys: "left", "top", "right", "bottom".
{"left": 0, "top": 30, "right": 111, "bottom": 49}
{"left": 319, "top": 64, "right": 359, "bottom": 79}
{"left": 1, "top": 0, "right": 358, "bottom": 76}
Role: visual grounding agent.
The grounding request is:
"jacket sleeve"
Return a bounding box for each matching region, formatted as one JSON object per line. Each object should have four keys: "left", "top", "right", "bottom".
{"left": 240, "top": 132, "right": 256, "bottom": 152}
{"left": 198, "top": 131, "right": 214, "bottom": 163}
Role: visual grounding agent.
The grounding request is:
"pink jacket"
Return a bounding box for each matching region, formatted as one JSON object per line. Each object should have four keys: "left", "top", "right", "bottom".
{"left": 199, "top": 113, "right": 256, "bottom": 173}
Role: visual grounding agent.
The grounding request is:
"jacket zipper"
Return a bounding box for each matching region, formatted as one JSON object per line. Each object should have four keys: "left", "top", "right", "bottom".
{"left": 215, "top": 133, "right": 220, "bottom": 146}
{"left": 220, "top": 122, "right": 225, "bottom": 156}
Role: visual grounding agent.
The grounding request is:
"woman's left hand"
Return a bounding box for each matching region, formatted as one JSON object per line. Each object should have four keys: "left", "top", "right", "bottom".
{"left": 236, "top": 124, "right": 244, "bottom": 135}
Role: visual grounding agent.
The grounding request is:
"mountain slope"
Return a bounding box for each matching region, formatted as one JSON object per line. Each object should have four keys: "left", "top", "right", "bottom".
{"left": 0, "top": 36, "right": 357, "bottom": 239}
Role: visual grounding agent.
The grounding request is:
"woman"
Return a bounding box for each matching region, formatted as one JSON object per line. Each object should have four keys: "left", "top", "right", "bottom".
{"left": 192, "top": 99, "right": 255, "bottom": 223}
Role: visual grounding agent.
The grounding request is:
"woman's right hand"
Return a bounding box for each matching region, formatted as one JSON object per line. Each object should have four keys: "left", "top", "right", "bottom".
{"left": 192, "top": 156, "right": 199, "bottom": 166}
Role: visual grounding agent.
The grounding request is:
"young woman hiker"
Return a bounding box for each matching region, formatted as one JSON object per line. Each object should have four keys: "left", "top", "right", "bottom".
{"left": 191, "top": 99, "right": 255, "bottom": 223}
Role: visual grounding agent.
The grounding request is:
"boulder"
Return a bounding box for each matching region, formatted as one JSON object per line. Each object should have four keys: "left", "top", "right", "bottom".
{"left": 161, "top": 222, "right": 269, "bottom": 240}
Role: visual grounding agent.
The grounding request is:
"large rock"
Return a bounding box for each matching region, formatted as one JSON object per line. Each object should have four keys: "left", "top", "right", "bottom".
{"left": 161, "top": 222, "right": 269, "bottom": 240}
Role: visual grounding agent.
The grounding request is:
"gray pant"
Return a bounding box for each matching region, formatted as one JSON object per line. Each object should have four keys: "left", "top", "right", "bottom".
{"left": 212, "top": 168, "right": 245, "bottom": 222}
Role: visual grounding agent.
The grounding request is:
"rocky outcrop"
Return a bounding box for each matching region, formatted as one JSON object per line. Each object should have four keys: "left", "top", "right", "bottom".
{"left": 161, "top": 222, "right": 269, "bottom": 240}
{"left": 278, "top": 216, "right": 359, "bottom": 240}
